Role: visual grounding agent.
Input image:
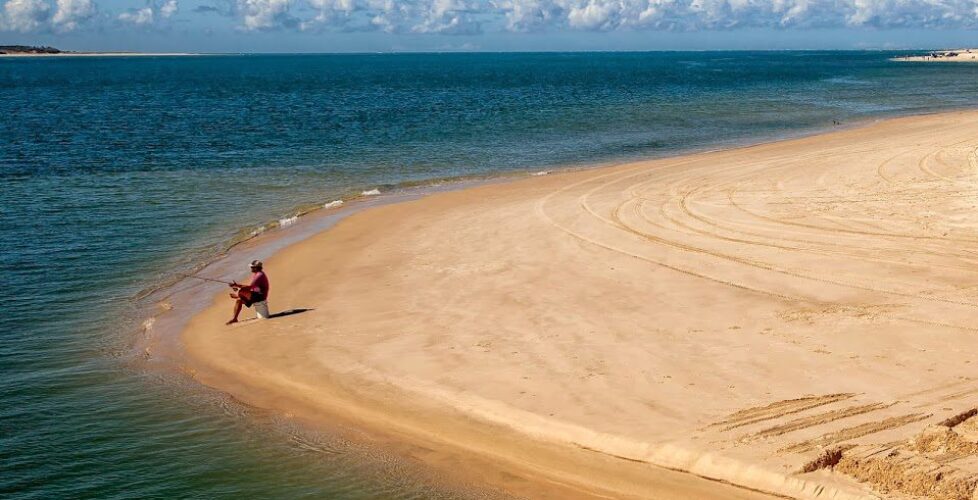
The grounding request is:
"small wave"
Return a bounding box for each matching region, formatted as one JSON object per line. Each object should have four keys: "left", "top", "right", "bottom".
{"left": 823, "top": 76, "right": 872, "bottom": 85}
{"left": 134, "top": 172, "right": 521, "bottom": 305}
{"left": 290, "top": 435, "right": 343, "bottom": 455}
{"left": 531, "top": 171, "right": 550, "bottom": 176}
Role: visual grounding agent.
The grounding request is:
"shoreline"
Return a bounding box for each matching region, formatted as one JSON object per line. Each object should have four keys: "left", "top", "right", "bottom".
{"left": 139, "top": 172, "right": 715, "bottom": 499}
{"left": 174, "top": 109, "right": 978, "bottom": 498}
{"left": 142, "top": 109, "right": 889, "bottom": 359}
{"left": 167, "top": 169, "right": 796, "bottom": 500}
{"left": 0, "top": 52, "right": 200, "bottom": 57}
{"left": 892, "top": 48, "right": 978, "bottom": 62}
{"left": 138, "top": 112, "right": 889, "bottom": 304}
{"left": 135, "top": 97, "right": 978, "bottom": 321}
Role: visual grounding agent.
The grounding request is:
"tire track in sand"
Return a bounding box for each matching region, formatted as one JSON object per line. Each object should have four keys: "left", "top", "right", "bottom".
{"left": 710, "top": 394, "right": 855, "bottom": 431}
{"left": 780, "top": 413, "right": 932, "bottom": 454}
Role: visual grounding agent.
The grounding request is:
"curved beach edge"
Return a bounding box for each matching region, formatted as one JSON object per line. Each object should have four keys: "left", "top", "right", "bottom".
{"left": 182, "top": 335, "right": 869, "bottom": 500}
{"left": 176, "top": 109, "right": 978, "bottom": 499}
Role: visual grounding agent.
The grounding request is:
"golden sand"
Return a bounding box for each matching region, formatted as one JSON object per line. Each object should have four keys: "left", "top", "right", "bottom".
{"left": 182, "top": 110, "right": 978, "bottom": 499}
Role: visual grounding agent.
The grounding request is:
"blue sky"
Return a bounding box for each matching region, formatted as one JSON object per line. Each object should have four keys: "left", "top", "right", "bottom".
{"left": 2, "top": 0, "right": 977, "bottom": 52}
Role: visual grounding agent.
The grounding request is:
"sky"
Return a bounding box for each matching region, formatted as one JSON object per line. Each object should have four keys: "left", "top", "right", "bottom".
{"left": 1, "top": 0, "right": 977, "bottom": 53}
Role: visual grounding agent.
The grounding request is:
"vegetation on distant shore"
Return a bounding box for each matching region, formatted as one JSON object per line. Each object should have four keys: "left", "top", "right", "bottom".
{"left": 0, "top": 45, "right": 62, "bottom": 55}
{"left": 920, "top": 49, "right": 973, "bottom": 58}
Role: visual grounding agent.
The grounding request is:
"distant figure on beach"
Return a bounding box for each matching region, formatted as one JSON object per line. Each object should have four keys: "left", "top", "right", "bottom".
{"left": 226, "top": 260, "right": 270, "bottom": 325}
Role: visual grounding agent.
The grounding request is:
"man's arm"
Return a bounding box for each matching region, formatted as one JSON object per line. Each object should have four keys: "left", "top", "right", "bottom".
{"left": 247, "top": 273, "right": 262, "bottom": 292}
{"left": 228, "top": 278, "right": 249, "bottom": 289}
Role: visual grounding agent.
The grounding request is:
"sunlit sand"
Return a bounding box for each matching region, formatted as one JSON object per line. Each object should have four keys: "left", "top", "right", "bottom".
{"left": 183, "top": 110, "right": 978, "bottom": 499}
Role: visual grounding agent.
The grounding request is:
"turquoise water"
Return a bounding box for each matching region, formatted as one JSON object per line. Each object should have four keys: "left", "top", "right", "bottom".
{"left": 3, "top": 51, "right": 978, "bottom": 498}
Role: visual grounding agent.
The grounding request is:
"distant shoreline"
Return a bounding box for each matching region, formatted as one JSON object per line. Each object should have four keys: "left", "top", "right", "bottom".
{"left": 0, "top": 52, "right": 200, "bottom": 58}
{"left": 2, "top": 49, "right": 977, "bottom": 59}
{"left": 892, "top": 48, "right": 978, "bottom": 62}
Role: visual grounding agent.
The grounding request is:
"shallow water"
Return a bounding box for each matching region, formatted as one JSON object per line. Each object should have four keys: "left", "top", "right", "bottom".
{"left": 3, "top": 51, "right": 978, "bottom": 498}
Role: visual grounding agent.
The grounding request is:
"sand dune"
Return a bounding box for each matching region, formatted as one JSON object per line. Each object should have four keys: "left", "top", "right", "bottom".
{"left": 182, "top": 110, "right": 978, "bottom": 499}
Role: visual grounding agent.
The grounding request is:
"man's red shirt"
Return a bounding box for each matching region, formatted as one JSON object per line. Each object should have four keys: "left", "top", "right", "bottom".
{"left": 249, "top": 271, "right": 269, "bottom": 299}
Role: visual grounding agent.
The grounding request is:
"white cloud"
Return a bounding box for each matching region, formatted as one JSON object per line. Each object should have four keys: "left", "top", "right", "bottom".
{"left": 1, "top": 0, "right": 51, "bottom": 32}
{"left": 5, "top": 0, "right": 978, "bottom": 34}
{"left": 306, "top": 0, "right": 355, "bottom": 25}
{"left": 160, "top": 0, "right": 177, "bottom": 18}
{"left": 492, "top": 0, "right": 559, "bottom": 31}
{"left": 52, "top": 0, "right": 94, "bottom": 31}
{"left": 226, "top": 0, "right": 978, "bottom": 33}
{"left": 293, "top": 0, "right": 482, "bottom": 33}
{"left": 117, "top": 1, "right": 178, "bottom": 27}
{"left": 236, "top": 0, "right": 295, "bottom": 30}
{"left": 567, "top": 0, "right": 622, "bottom": 30}
{"left": 412, "top": 0, "right": 481, "bottom": 34}
{"left": 119, "top": 6, "right": 153, "bottom": 25}
{"left": 490, "top": 0, "right": 978, "bottom": 31}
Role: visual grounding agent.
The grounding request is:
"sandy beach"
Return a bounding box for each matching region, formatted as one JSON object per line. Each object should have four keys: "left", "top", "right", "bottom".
{"left": 894, "top": 49, "right": 978, "bottom": 62}
{"left": 181, "top": 109, "right": 978, "bottom": 499}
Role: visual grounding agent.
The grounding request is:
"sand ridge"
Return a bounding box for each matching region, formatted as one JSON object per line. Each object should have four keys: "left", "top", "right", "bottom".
{"left": 182, "top": 110, "right": 978, "bottom": 499}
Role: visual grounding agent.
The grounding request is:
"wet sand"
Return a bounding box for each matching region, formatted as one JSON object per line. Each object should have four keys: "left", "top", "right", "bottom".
{"left": 182, "top": 110, "right": 978, "bottom": 499}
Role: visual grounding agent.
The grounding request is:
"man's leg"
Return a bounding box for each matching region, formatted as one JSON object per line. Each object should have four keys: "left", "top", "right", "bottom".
{"left": 227, "top": 298, "right": 244, "bottom": 325}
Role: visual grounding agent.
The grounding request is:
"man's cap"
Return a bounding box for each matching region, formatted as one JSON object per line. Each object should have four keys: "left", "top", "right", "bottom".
{"left": 250, "top": 260, "right": 263, "bottom": 269}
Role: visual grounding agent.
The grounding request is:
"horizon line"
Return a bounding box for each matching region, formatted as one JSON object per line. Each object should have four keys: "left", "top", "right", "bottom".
{"left": 4, "top": 47, "right": 952, "bottom": 56}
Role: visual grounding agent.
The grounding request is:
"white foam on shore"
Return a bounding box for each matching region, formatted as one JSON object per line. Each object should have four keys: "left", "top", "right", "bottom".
{"left": 362, "top": 189, "right": 381, "bottom": 196}
{"left": 278, "top": 215, "right": 299, "bottom": 227}
{"left": 531, "top": 171, "right": 550, "bottom": 176}
{"left": 323, "top": 200, "right": 344, "bottom": 209}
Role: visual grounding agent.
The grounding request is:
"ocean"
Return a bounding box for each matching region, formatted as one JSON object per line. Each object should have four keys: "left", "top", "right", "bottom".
{"left": 3, "top": 51, "right": 978, "bottom": 498}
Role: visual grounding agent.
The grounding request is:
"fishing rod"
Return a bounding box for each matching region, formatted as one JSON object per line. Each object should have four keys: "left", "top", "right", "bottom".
{"left": 180, "top": 273, "right": 235, "bottom": 285}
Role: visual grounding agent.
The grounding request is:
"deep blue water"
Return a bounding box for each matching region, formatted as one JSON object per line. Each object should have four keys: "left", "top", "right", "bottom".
{"left": 3, "top": 51, "right": 978, "bottom": 498}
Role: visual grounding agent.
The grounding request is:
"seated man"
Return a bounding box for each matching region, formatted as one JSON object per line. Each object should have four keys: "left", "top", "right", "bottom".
{"left": 226, "top": 260, "right": 270, "bottom": 325}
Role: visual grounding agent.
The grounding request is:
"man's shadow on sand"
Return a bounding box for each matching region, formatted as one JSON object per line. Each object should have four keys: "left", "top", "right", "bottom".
{"left": 268, "top": 308, "right": 313, "bottom": 319}
{"left": 237, "top": 308, "right": 314, "bottom": 325}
